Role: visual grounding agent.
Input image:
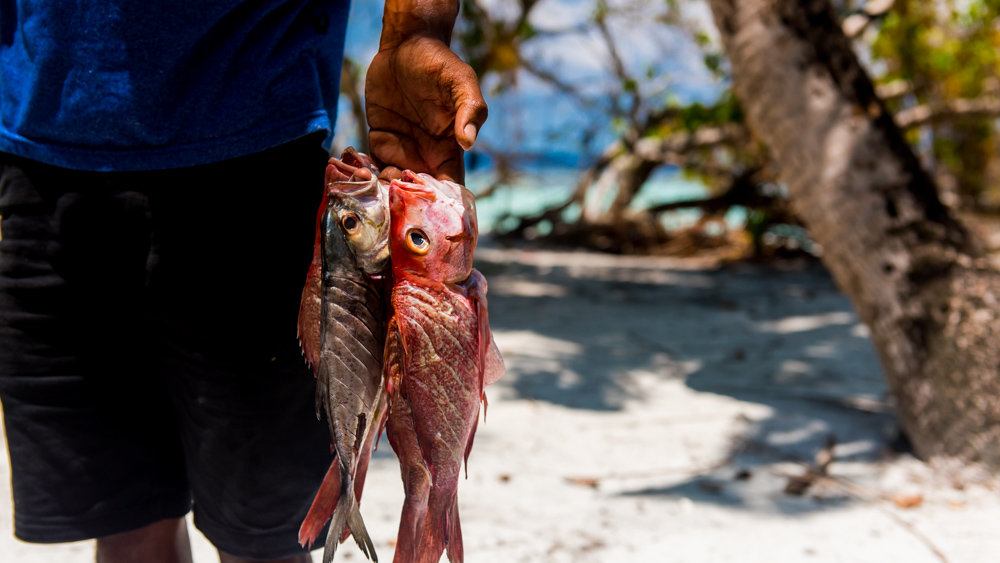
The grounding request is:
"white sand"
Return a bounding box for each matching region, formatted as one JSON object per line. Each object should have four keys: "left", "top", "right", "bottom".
{"left": 3, "top": 242, "right": 999, "bottom": 562}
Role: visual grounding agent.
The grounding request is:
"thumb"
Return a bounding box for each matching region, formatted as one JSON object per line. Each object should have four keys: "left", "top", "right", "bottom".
{"left": 453, "top": 74, "right": 489, "bottom": 151}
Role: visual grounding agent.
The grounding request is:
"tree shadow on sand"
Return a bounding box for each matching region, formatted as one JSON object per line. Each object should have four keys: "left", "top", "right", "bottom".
{"left": 477, "top": 246, "right": 900, "bottom": 515}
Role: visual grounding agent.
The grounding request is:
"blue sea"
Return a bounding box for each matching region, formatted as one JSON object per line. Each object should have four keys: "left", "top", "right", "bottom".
{"left": 465, "top": 163, "right": 748, "bottom": 234}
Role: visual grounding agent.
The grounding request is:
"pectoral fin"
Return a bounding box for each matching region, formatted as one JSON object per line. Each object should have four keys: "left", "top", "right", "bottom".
{"left": 484, "top": 338, "right": 505, "bottom": 386}
{"left": 467, "top": 269, "right": 505, "bottom": 403}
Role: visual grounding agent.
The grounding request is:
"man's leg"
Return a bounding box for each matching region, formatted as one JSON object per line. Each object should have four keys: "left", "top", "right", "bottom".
{"left": 96, "top": 518, "right": 192, "bottom": 563}
{"left": 147, "top": 134, "right": 334, "bottom": 560}
{"left": 0, "top": 158, "right": 192, "bottom": 545}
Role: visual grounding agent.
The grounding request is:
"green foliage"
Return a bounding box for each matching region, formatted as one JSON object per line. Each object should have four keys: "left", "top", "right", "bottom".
{"left": 870, "top": 0, "right": 1000, "bottom": 208}
{"left": 677, "top": 93, "right": 742, "bottom": 132}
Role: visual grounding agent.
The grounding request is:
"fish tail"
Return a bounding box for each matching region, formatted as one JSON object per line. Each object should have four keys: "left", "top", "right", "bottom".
{"left": 299, "top": 460, "right": 342, "bottom": 548}
{"left": 415, "top": 488, "right": 457, "bottom": 563}
{"left": 388, "top": 421, "right": 430, "bottom": 563}
{"left": 445, "top": 496, "right": 464, "bottom": 563}
{"left": 322, "top": 476, "right": 378, "bottom": 563}
{"left": 322, "top": 490, "right": 351, "bottom": 563}
{"left": 392, "top": 486, "right": 427, "bottom": 563}
{"left": 347, "top": 502, "right": 377, "bottom": 562}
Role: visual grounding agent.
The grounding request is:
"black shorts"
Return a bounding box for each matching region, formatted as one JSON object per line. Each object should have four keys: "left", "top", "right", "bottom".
{"left": 0, "top": 134, "right": 333, "bottom": 559}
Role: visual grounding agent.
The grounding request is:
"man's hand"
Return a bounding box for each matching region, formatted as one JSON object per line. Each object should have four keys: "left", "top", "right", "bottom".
{"left": 366, "top": 0, "right": 488, "bottom": 184}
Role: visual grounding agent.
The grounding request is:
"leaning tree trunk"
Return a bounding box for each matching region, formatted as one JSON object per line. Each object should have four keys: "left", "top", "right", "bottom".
{"left": 707, "top": 0, "right": 1000, "bottom": 468}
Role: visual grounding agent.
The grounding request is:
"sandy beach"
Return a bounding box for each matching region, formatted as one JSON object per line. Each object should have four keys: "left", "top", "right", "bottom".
{"left": 3, "top": 240, "right": 999, "bottom": 562}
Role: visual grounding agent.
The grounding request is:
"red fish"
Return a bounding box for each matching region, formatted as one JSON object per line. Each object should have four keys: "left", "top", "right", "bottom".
{"left": 297, "top": 148, "right": 390, "bottom": 563}
{"left": 383, "top": 171, "right": 504, "bottom": 563}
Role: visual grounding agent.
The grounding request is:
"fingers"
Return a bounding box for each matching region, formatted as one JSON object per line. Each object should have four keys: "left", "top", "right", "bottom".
{"left": 350, "top": 167, "right": 372, "bottom": 182}
{"left": 378, "top": 166, "right": 403, "bottom": 183}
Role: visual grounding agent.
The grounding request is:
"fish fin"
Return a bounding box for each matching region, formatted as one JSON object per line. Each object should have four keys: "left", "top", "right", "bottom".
{"left": 485, "top": 337, "right": 505, "bottom": 387}
{"left": 383, "top": 317, "right": 405, "bottom": 398}
{"left": 315, "top": 373, "right": 328, "bottom": 422}
{"left": 322, "top": 502, "right": 345, "bottom": 563}
{"left": 445, "top": 496, "right": 464, "bottom": 563}
{"left": 297, "top": 191, "right": 327, "bottom": 374}
{"left": 468, "top": 269, "right": 505, "bottom": 418}
{"left": 351, "top": 391, "right": 386, "bottom": 513}
{"left": 347, "top": 503, "right": 378, "bottom": 562}
{"left": 467, "top": 270, "right": 490, "bottom": 397}
{"left": 299, "top": 459, "right": 342, "bottom": 548}
{"left": 322, "top": 477, "right": 353, "bottom": 563}
{"left": 317, "top": 360, "right": 336, "bottom": 434}
{"left": 338, "top": 399, "right": 384, "bottom": 561}
{"left": 386, "top": 393, "right": 431, "bottom": 563}
{"left": 463, "top": 413, "right": 479, "bottom": 479}
{"left": 372, "top": 391, "right": 390, "bottom": 452}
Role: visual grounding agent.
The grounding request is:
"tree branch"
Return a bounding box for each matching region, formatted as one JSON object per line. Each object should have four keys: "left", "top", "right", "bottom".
{"left": 632, "top": 124, "right": 746, "bottom": 163}
{"left": 895, "top": 97, "right": 1000, "bottom": 129}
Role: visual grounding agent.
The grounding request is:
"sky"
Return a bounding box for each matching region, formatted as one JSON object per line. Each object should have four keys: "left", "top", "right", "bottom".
{"left": 336, "top": 0, "right": 725, "bottom": 164}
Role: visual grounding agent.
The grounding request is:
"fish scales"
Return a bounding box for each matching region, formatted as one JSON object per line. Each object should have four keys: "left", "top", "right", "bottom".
{"left": 320, "top": 226, "right": 386, "bottom": 464}
{"left": 397, "top": 286, "right": 478, "bottom": 444}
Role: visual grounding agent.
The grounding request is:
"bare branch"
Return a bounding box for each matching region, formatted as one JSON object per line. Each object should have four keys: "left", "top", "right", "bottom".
{"left": 594, "top": 1, "right": 641, "bottom": 122}
{"left": 632, "top": 123, "right": 747, "bottom": 163}
{"left": 876, "top": 80, "right": 912, "bottom": 100}
{"left": 842, "top": 0, "right": 895, "bottom": 38}
{"left": 895, "top": 97, "right": 1000, "bottom": 129}
{"left": 518, "top": 57, "right": 596, "bottom": 108}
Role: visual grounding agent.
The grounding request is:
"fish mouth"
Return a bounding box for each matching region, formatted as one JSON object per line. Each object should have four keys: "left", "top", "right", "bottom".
{"left": 358, "top": 238, "right": 391, "bottom": 275}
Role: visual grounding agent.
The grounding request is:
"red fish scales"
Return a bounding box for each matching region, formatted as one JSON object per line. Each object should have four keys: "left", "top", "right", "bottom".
{"left": 387, "top": 279, "right": 482, "bottom": 563}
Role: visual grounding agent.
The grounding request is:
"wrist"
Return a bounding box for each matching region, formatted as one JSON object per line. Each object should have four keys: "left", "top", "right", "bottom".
{"left": 379, "top": 0, "right": 459, "bottom": 50}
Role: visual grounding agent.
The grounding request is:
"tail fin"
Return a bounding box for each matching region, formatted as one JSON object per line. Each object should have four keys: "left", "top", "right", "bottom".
{"left": 322, "top": 478, "right": 378, "bottom": 563}
{"left": 299, "top": 460, "right": 341, "bottom": 548}
{"left": 445, "top": 496, "right": 464, "bottom": 563}
{"left": 322, "top": 490, "right": 350, "bottom": 563}
{"left": 347, "top": 503, "right": 377, "bottom": 562}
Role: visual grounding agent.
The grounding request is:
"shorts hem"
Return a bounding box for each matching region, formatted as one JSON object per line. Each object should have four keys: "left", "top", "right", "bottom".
{"left": 195, "top": 512, "right": 324, "bottom": 561}
{"left": 13, "top": 494, "right": 192, "bottom": 544}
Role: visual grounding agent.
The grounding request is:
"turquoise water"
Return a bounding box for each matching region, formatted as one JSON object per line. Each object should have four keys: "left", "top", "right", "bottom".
{"left": 466, "top": 167, "right": 747, "bottom": 233}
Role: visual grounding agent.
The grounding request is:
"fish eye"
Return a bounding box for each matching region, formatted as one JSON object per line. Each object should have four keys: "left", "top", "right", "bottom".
{"left": 405, "top": 228, "right": 430, "bottom": 255}
{"left": 341, "top": 212, "right": 360, "bottom": 233}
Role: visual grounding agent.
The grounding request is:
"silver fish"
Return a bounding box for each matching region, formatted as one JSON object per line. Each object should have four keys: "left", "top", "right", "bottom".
{"left": 298, "top": 148, "right": 390, "bottom": 563}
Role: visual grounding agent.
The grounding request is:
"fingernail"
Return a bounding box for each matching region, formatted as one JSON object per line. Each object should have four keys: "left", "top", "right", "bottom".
{"left": 462, "top": 123, "right": 478, "bottom": 149}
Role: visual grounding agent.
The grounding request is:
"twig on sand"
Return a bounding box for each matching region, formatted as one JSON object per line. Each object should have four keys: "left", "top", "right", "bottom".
{"left": 830, "top": 478, "right": 949, "bottom": 563}
{"left": 780, "top": 436, "right": 949, "bottom": 562}
{"left": 783, "top": 435, "right": 837, "bottom": 495}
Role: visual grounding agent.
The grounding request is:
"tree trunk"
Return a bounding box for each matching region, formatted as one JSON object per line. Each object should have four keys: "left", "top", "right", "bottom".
{"left": 707, "top": 0, "right": 1000, "bottom": 468}
{"left": 608, "top": 155, "right": 658, "bottom": 225}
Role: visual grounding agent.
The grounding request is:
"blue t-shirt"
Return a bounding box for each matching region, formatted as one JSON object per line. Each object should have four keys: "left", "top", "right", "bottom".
{"left": 0, "top": 0, "right": 350, "bottom": 171}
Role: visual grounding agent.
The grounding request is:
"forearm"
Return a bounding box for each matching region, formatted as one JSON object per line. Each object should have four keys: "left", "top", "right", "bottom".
{"left": 380, "top": 0, "right": 459, "bottom": 48}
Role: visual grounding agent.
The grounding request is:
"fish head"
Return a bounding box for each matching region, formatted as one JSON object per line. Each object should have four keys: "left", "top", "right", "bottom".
{"left": 389, "top": 171, "right": 478, "bottom": 284}
{"left": 325, "top": 151, "right": 391, "bottom": 275}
